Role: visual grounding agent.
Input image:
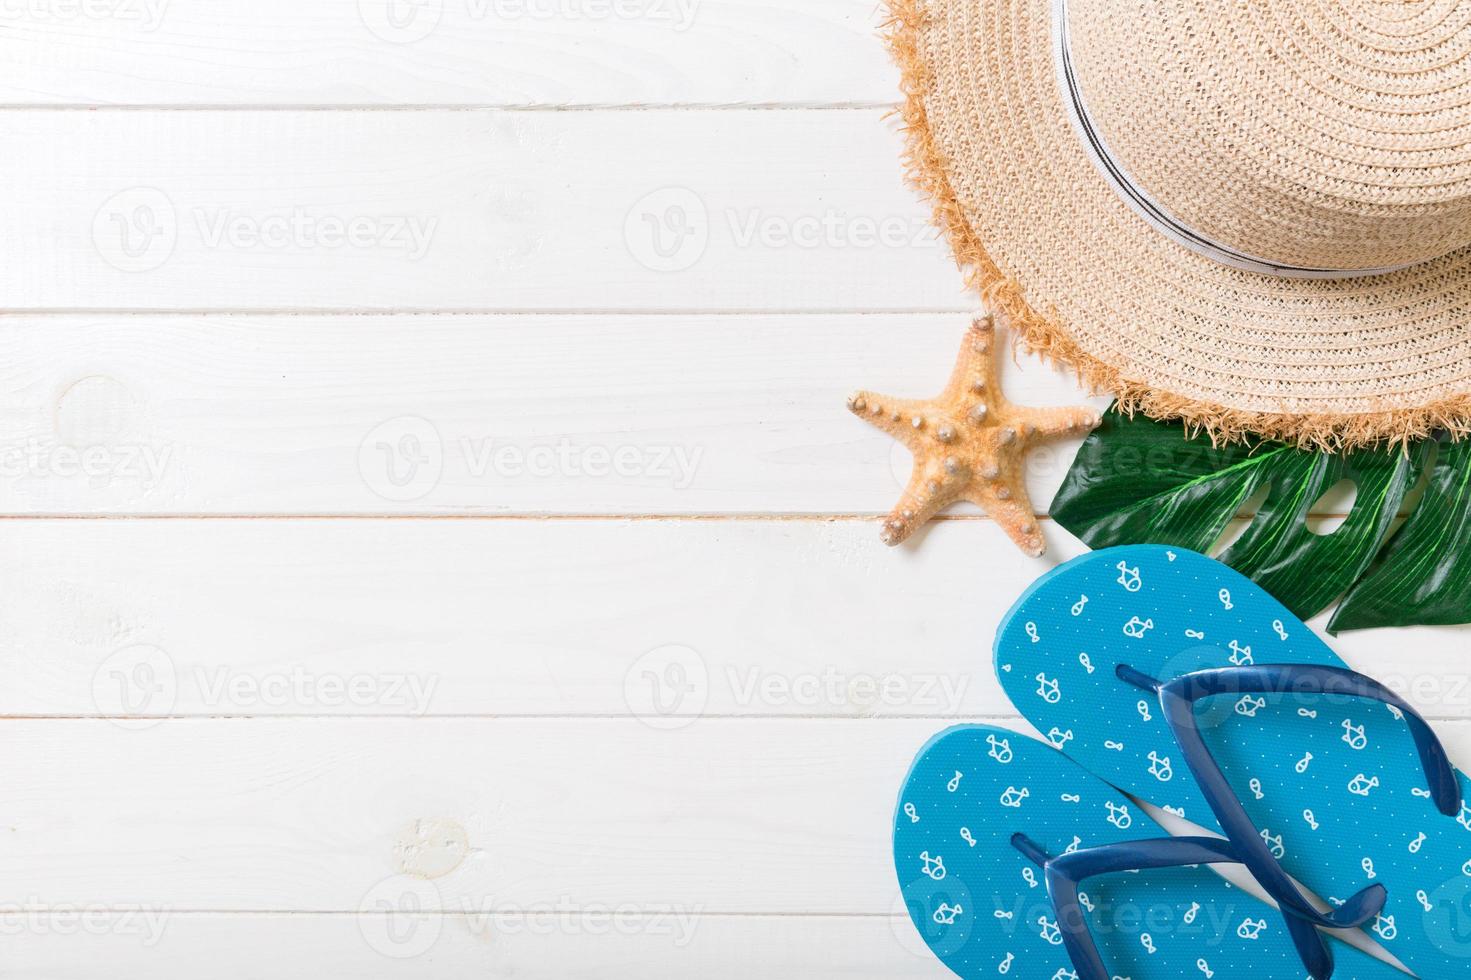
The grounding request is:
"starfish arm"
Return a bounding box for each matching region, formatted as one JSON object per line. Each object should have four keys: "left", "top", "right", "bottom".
{"left": 1012, "top": 404, "right": 1101, "bottom": 439}
{"left": 960, "top": 465, "right": 1046, "bottom": 556}
{"left": 880, "top": 465, "right": 964, "bottom": 547}
{"left": 939, "top": 316, "right": 998, "bottom": 405}
{"left": 848, "top": 391, "right": 943, "bottom": 451}
{"left": 981, "top": 496, "right": 1048, "bottom": 558}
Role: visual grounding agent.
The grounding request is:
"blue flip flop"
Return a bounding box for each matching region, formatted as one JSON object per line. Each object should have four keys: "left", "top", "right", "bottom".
{"left": 995, "top": 545, "right": 1471, "bottom": 976}
{"left": 894, "top": 724, "right": 1404, "bottom": 979}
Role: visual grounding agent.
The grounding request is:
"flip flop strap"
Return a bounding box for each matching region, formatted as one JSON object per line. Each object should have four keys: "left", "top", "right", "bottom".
{"left": 1012, "top": 834, "right": 1334, "bottom": 980}
{"left": 1120, "top": 662, "right": 1461, "bottom": 929}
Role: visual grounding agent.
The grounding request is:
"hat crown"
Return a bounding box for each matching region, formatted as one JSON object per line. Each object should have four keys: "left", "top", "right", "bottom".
{"left": 1069, "top": 0, "right": 1471, "bottom": 272}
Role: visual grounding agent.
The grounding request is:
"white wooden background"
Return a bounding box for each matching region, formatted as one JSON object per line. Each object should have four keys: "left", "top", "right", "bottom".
{"left": 1, "top": 3, "right": 1466, "bottom": 976}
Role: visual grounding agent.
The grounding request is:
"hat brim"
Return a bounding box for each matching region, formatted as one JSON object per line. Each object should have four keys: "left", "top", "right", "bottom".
{"left": 886, "top": 0, "right": 1471, "bottom": 450}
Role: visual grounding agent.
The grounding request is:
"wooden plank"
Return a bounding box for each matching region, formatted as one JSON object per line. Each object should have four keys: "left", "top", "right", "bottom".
{"left": 0, "top": 0, "right": 896, "bottom": 107}
{"left": 3, "top": 716, "right": 1470, "bottom": 912}
{"left": 4, "top": 519, "right": 1467, "bottom": 721}
{"left": 3, "top": 109, "right": 965, "bottom": 311}
{"left": 0, "top": 313, "right": 1106, "bottom": 515}
{"left": 0, "top": 716, "right": 946, "bottom": 910}
{"left": 0, "top": 911, "right": 946, "bottom": 979}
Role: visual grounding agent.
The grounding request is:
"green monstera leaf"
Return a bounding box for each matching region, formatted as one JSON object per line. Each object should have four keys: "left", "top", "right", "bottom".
{"left": 1050, "top": 406, "right": 1460, "bottom": 631}
{"left": 1329, "top": 439, "right": 1471, "bottom": 632}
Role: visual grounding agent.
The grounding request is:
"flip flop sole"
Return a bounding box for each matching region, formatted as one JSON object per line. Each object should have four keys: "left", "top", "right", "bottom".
{"left": 995, "top": 545, "right": 1471, "bottom": 974}
{"left": 894, "top": 723, "right": 1400, "bottom": 979}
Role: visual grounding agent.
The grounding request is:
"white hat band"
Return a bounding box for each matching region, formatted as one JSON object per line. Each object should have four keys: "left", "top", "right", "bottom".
{"left": 1052, "top": 0, "right": 1422, "bottom": 282}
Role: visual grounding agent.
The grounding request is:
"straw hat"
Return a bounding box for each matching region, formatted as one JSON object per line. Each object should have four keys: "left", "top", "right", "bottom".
{"left": 885, "top": 0, "right": 1471, "bottom": 449}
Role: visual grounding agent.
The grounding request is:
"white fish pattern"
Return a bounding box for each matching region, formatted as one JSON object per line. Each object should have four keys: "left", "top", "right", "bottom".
{"left": 990, "top": 545, "right": 1471, "bottom": 976}
{"left": 891, "top": 726, "right": 1397, "bottom": 979}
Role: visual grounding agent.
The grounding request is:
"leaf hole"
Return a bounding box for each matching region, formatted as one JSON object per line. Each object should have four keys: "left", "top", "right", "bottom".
{"left": 1375, "top": 441, "right": 1439, "bottom": 543}
{"left": 1306, "top": 478, "right": 1357, "bottom": 536}
{"left": 1211, "top": 484, "right": 1272, "bottom": 554}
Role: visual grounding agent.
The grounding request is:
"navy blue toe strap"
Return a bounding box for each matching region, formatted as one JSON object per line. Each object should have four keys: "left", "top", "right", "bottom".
{"left": 1012, "top": 834, "right": 1335, "bottom": 980}
{"left": 1119, "top": 662, "right": 1462, "bottom": 930}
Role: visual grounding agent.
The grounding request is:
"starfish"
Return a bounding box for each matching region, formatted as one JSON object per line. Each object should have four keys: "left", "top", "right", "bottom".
{"left": 848, "top": 315, "right": 1099, "bottom": 556}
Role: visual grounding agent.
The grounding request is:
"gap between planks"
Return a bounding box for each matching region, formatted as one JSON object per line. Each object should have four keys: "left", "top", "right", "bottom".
{"left": 0, "top": 909, "right": 907, "bottom": 918}
{"left": 0, "top": 513, "right": 1370, "bottom": 521}
{"left": 0, "top": 307, "right": 976, "bottom": 317}
{"left": 0, "top": 713, "right": 1027, "bottom": 722}
{"left": 0, "top": 103, "right": 900, "bottom": 113}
